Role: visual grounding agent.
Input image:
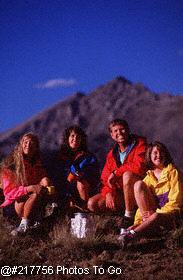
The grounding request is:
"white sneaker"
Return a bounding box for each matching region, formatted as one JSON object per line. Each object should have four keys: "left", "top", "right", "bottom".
{"left": 45, "top": 202, "right": 58, "bottom": 217}
{"left": 11, "top": 223, "right": 29, "bottom": 236}
{"left": 31, "top": 221, "right": 41, "bottom": 229}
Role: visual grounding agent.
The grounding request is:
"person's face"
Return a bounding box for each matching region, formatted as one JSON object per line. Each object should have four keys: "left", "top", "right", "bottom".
{"left": 22, "top": 136, "right": 38, "bottom": 158}
{"left": 68, "top": 131, "right": 81, "bottom": 151}
{"left": 110, "top": 124, "right": 130, "bottom": 146}
{"left": 150, "top": 146, "right": 164, "bottom": 168}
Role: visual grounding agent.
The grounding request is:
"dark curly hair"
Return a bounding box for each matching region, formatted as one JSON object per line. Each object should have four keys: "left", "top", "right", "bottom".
{"left": 60, "top": 126, "right": 88, "bottom": 160}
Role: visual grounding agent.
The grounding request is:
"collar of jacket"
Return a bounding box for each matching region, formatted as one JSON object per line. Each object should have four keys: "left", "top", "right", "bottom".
{"left": 112, "top": 135, "right": 137, "bottom": 167}
{"left": 146, "top": 163, "right": 174, "bottom": 184}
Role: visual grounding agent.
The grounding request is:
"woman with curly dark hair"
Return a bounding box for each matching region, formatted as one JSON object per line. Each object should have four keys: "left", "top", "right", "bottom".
{"left": 0, "top": 132, "right": 50, "bottom": 235}
{"left": 54, "top": 126, "right": 100, "bottom": 211}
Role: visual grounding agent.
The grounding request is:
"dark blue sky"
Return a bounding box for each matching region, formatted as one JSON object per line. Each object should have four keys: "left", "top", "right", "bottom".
{"left": 1, "top": 0, "right": 183, "bottom": 132}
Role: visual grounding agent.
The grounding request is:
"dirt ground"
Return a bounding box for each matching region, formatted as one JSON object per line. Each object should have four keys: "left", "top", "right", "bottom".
{"left": 0, "top": 212, "right": 183, "bottom": 280}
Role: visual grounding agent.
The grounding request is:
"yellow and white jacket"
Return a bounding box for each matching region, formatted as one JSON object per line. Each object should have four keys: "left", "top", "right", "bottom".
{"left": 134, "top": 163, "right": 183, "bottom": 225}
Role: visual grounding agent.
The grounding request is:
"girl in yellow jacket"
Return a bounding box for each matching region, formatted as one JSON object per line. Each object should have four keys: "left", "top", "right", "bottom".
{"left": 120, "top": 141, "right": 183, "bottom": 241}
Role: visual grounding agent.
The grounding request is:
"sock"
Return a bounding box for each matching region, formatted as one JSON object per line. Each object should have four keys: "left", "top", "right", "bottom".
{"left": 124, "top": 210, "right": 135, "bottom": 218}
{"left": 128, "top": 229, "right": 137, "bottom": 239}
{"left": 129, "top": 229, "right": 136, "bottom": 235}
{"left": 20, "top": 218, "right": 29, "bottom": 226}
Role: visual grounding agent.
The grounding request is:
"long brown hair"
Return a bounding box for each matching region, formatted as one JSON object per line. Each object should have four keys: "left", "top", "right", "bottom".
{"left": 145, "top": 141, "right": 173, "bottom": 170}
{"left": 0, "top": 132, "right": 40, "bottom": 185}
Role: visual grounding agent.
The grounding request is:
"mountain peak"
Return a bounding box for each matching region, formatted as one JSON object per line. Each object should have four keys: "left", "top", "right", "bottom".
{"left": 0, "top": 77, "right": 183, "bottom": 170}
{"left": 114, "top": 76, "right": 132, "bottom": 84}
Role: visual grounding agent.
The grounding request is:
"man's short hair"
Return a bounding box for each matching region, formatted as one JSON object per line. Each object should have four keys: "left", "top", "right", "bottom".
{"left": 108, "top": 119, "right": 129, "bottom": 132}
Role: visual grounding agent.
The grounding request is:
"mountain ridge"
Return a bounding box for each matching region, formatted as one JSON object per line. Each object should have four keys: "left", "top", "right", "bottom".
{"left": 1, "top": 76, "right": 183, "bottom": 169}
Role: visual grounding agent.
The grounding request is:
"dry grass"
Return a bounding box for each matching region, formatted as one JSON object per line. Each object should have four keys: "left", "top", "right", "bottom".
{"left": 0, "top": 210, "right": 183, "bottom": 280}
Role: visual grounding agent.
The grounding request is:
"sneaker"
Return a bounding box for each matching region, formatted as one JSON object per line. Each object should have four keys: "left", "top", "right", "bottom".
{"left": 121, "top": 216, "right": 134, "bottom": 229}
{"left": 118, "top": 228, "right": 128, "bottom": 240}
{"left": 45, "top": 202, "right": 58, "bottom": 217}
{"left": 118, "top": 230, "right": 137, "bottom": 249}
{"left": 31, "top": 221, "right": 41, "bottom": 229}
{"left": 11, "top": 223, "right": 29, "bottom": 236}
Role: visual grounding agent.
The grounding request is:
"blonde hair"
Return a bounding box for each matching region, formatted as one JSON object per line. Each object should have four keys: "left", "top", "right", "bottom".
{"left": 0, "top": 132, "right": 40, "bottom": 185}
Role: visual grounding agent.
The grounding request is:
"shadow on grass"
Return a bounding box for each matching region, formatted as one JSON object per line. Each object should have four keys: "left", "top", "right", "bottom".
{"left": 128, "top": 238, "right": 166, "bottom": 254}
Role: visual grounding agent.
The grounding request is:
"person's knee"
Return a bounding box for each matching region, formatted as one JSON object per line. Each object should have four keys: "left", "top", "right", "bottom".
{"left": 123, "top": 171, "right": 139, "bottom": 189}
{"left": 87, "top": 197, "right": 96, "bottom": 212}
{"left": 123, "top": 171, "right": 133, "bottom": 186}
{"left": 87, "top": 195, "right": 103, "bottom": 212}
{"left": 134, "top": 180, "right": 146, "bottom": 195}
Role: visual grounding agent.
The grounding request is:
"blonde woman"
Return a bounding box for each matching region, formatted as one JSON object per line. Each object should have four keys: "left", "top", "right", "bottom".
{"left": 0, "top": 132, "right": 50, "bottom": 235}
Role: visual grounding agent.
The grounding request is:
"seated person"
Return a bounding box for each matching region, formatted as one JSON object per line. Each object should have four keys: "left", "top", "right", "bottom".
{"left": 0, "top": 132, "right": 50, "bottom": 235}
{"left": 53, "top": 126, "right": 100, "bottom": 210}
{"left": 121, "top": 142, "right": 183, "bottom": 242}
{"left": 88, "top": 119, "right": 147, "bottom": 227}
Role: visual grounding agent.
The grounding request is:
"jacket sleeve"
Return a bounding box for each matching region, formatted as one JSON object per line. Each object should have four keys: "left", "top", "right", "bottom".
{"left": 70, "top": 154, "right": 97, "bottom": 174}
{"left": 100, "top": 153, "right": 114, "bottom": 197}
{"left": 156, "top": 169, "right": 183, "bottom": 214}
{"left": 115, "top": 139, "right": 146, "bottom": 177}
{"left": 1, "top": 176, "right": 28, "bottom": 207}
{"left": 143, "top": 174, "right": 151, "bottom": 186}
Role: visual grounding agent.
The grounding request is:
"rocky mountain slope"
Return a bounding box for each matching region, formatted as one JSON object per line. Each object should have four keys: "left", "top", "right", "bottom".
{"left": 0, "top": 76, "right": 183, "bottom": 169}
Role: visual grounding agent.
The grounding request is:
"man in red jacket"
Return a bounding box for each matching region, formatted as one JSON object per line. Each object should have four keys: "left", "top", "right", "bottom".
{"left": 88, "top": 119, "right": 147, "bottom": 227}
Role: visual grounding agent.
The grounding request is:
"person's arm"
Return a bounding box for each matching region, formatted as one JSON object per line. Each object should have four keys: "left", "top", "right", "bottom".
{"left": 69, "top": 154, "right": 97, "bottom": 179}
{"left": 1, "top": 175, "right": 43, "bottom": 207}
{"left": 107, "top": 172, "right": 118, "bottom": 189}
{"left": 100, "top": 153, "right": 116, "bottom": 197}
{"left": 26, "top": 184, "right": 43, "bottom": 194}
{"left": 156, "top": 169, "right": 183, "bottom": 214}
{"left": 105, "top": 192, "right": 116, "bottom": 210}
{"left": 115, "top": 139, "right": 146, "bottom": 177}
{"left": 1, "top": 176, "right": 29, "bottom": 206}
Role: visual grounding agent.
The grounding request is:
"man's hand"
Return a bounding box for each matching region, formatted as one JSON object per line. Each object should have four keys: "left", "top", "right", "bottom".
{"left": 106, "top": 192, "right": 116, "bottom": 210}
{"left": 107, "top": 172, "right": 117, "bottom": 188}
{"left": 27, "top": 184, "right": 42, "bottom": 194}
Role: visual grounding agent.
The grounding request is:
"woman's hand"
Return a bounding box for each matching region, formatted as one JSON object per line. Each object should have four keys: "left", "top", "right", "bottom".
{"left": 27, "top": 184, "right": 42, "bottom": 194}
{"left": 40, "top": 177, "right": 50, "bottom": 187}
{"left": 142, "top": 210, "right": 155, "bottom": 222}
{"left": 106, "top": 192, "right": 116, "bottom": 210}
{"left": 128, "top": 224, "right": 139, "bottom": 230}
